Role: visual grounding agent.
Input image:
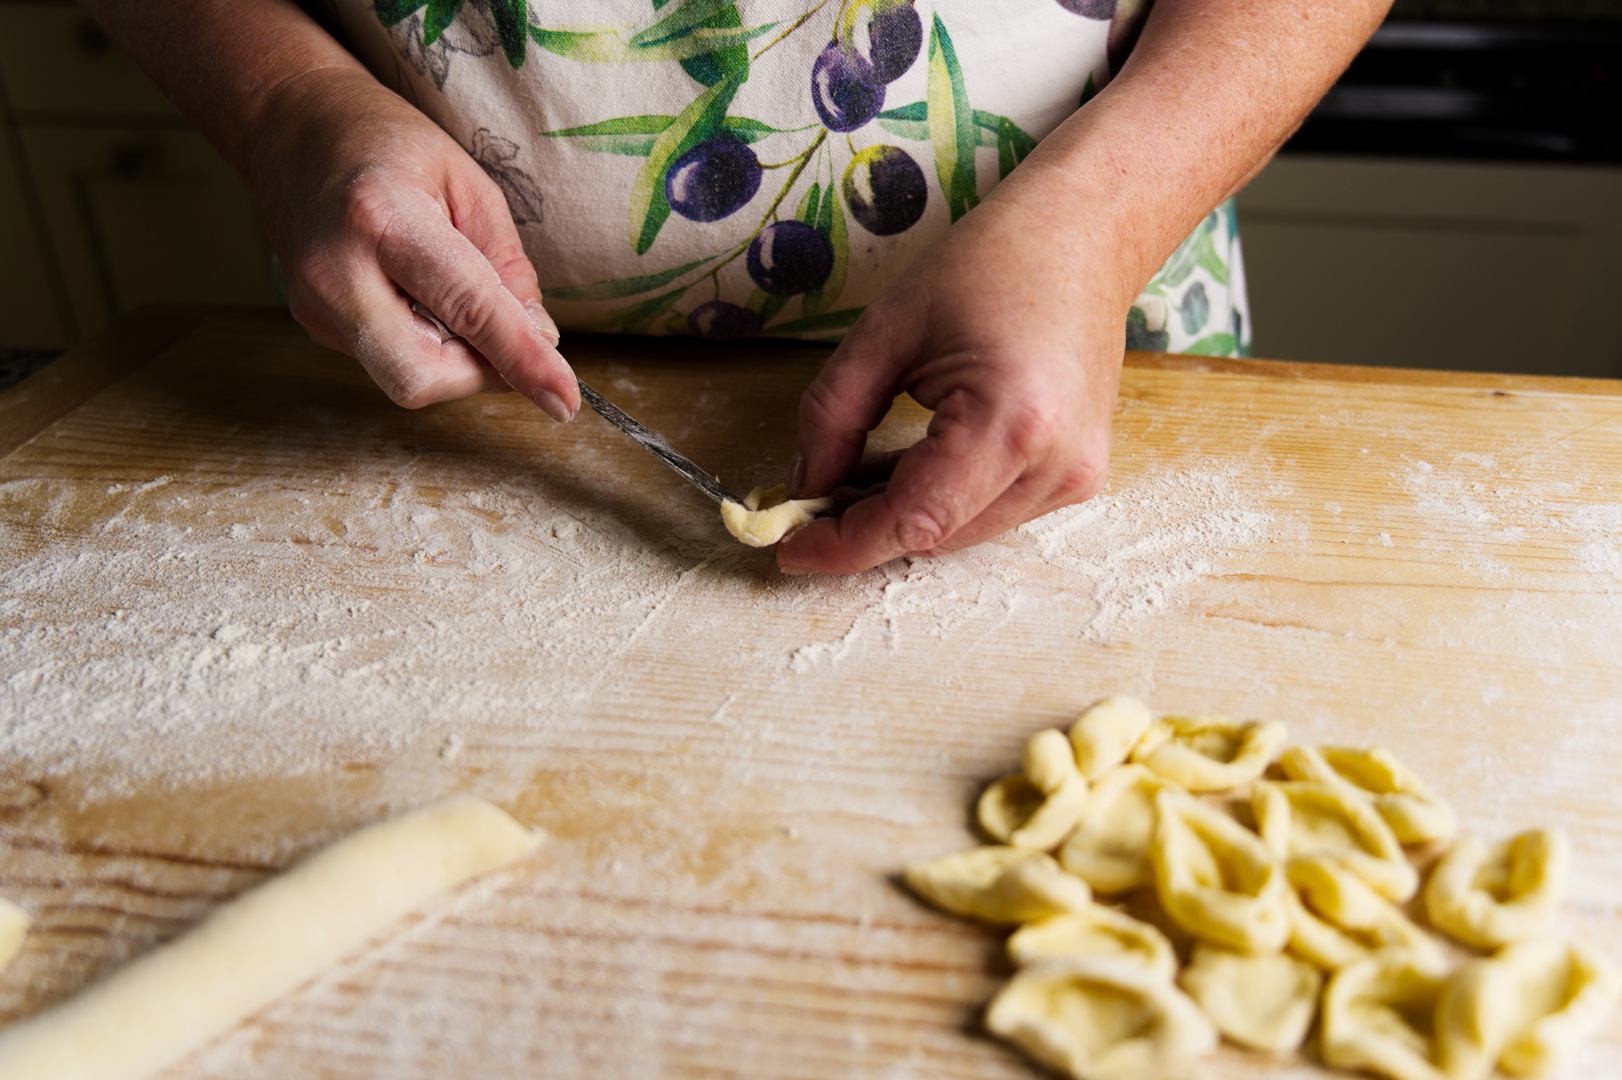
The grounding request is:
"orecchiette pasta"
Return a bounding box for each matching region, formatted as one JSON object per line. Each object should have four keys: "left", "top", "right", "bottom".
{"left": 1281, "top": 744, "right": 1456, "bottom": 845}
{"left": 1069, "top": 696, "right": 1154, "bottom": 780}
{"left": 1252, "top": 779, "right": 1417, "bottom": 901}
{"left": 1131, "top": 715, "right": 1287, "bottom": 792}
{"left": 1007, "top": 903, "right": 1178, "bottom": 981}
{"left": 1424, "top": 829, "right": 1568, "bottom": 950}
{"left": 1179, "top": 943, "right": 1322, "bottom": 1055}
{"left": 1150, "top": 791, "right": 1290, "bottom": 953}
{"left": 986, "top": 956, "right": 1216, "bottom": 1080}
{"left": 904, "top": 846, "right": 1091, "bottom": 924}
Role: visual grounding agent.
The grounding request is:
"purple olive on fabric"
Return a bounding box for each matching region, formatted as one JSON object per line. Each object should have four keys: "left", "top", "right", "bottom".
{"left": 664, "top": 136, "right": 762, "bottom": 222}
{"left": 811, "top": 41, "right": 885, "bottom": 133}
{"left": 1056, "top": 0, "right": 1117, "bottom": 17}
{"left": 842, "top": 145, "right": 927, "bottom": 236}
{"left": 687, "top": 301, "right": 764, "bottom": 339}
{"left": 837, "top": 0, "right": 923, "bottom": 86}
{"left": 747, "top": 221, "right": 834, "bottom": 296}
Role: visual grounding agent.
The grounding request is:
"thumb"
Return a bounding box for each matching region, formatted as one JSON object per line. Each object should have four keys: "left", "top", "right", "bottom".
{"left": 791, "top": 304, "right": 924, "bottom": 498}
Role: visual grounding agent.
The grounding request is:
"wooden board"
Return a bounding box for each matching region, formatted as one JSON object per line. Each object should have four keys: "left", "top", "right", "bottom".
{"left": 1, "top": 311, "right": 1620, "bottom": 1079}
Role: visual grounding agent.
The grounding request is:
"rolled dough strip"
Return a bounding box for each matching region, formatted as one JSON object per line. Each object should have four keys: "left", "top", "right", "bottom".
{"left": 0, "top": 795, "right": 542, "bottom": 1080}
{"left": 0, "top": 897, "right": 28, "bottom": 972}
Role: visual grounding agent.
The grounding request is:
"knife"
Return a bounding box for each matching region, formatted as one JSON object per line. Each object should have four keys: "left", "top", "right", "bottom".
{"left": 409, "top": 301, "right": 742, "bottom": 506}
{"left": 574, "top": 377, "right": 743, "bottom": 507}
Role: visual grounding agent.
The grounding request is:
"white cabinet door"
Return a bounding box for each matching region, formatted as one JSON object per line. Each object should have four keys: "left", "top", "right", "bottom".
{"left": 1235, "top": 157, "right": 1622, "bottom": 378}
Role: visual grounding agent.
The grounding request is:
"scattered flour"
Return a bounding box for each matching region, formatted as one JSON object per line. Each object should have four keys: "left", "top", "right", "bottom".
{"left": 0, "top": 461, "right": 1280, "bottom": 797}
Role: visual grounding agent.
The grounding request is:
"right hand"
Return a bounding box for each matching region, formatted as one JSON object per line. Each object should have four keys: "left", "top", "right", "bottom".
{"left": 245, "top": 68, "right": 578, "bottom": 419}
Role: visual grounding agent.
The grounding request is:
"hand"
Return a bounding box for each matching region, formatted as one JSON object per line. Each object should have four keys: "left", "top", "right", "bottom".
{"left": 776, "top": 184, "right": 1126, "bottom": 575}
{"left": 246, "top": 68, "right": 578, "bottom": 418}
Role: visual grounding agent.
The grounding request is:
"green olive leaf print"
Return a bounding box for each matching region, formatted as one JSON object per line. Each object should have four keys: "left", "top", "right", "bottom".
{"left": 746, "top": 288, "right": 792, "bottom": 327}
{"left": 926, "top": 16, "right": 978, "bottom": 223}
{"left": 632, "top": 0, "right": 739, "bottom": 47}
{"left": 543, "top": 255, "right": 720, "bottom": 303}
{"left": 802, "top": 177, "right": 849, "bottom": 318}
{"left": 421, "top": 0, "right": 464, "bottom": 45}
{"left": 1182, "top": 332, "right": 1237, "bottom": 357}
{"left": 767, "top": 308, "right": 865, "bottom": 337}
{"left": 488, "top": 0, "right": 530, "bottom": 67}
{"left": 674, "top": 4, "right": 751, "bottom": 87}
{"left": 629, "top": 72, "right": 744, "bottom": 255}
{"left": 374, "top": 0, "right": 427, "bottom": 27}
{"left": 579, "top": 284, "right": 694, "bottom": 334}
{"left": 528, "top": 23, "right": 777, "bottom": 65}
{"left": 541, "top": 115, "right": 782, "bottom": 157}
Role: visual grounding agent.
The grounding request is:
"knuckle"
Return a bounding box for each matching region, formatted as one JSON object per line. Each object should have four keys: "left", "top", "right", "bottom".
{"left": 894, "top": 506, "right": 950, "bottom": 554}
{"left": 440, "top": 282, "right": 503, "bottom": 341}
{"left": 342, "top": 182, "right": 398, "bottom": 242}
{"left": 798, "top": 376, "right": 855, "bottom": 437}
{"left": 1001, "top": 397, "right": 1072, "bottom": 465}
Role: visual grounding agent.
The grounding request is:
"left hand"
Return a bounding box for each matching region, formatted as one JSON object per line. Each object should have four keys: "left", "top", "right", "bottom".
{"left": 776, "top": 183, "right": 1128, "bottom": 575}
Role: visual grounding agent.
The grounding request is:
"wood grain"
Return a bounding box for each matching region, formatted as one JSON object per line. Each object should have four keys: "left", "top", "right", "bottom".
{"left": 0, "top": 313, "right": 1619, "bottom": 1079}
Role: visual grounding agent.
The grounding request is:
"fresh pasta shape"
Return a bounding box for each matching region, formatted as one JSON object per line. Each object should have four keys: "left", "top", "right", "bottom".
{"left": 986, "top": 957, "right": 1216, "bottom": 1080}
{"left": 1252, "top": 779, "right": 1417, "bottom": 901}
{"left": 1068, "top": 696, "right": 1154, "bottom": 780}
{"left": 978, "top": 729, "right": 1089, "bottom": 851}
{"left": 1286, "top": 855, "right": 1443, "bottom": 971}
{"left": 1007, "top": 904, "right": 1178, "bottom": 981}
{"left": 1281, "top": 745, "right": 1456, "bottom": 845}
{"left": 1424, "top": 829, "right": 1568, "bottom": 950}
{"left": 1131, "top": 715, "right": 1287, "bottom": 792}
{"left": 904, "top": 846, "right": 1091, "bottom": 924}
{"left": 719, "top": 485, "right": 832, "bottom": 547}
{"left": 1150, "top": 791, "right": 1290, "bottom": 953}
{"left": 1058, "top": 765, "right": 1182, "bottom": 895}
{"left": 1321, "top": 948, "right": 1451, "bottom": 1080}
{"left": 1179, "top": 943, "right": 1323, "bottom": 1055}
{"left": 1437, "top": 937, "right": 1622, "bottom": 1080}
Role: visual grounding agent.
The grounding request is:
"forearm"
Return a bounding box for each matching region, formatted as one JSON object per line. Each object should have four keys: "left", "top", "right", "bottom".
{"left": 76, "top": 0, "right": 371, "bottom": 188}
{"left": 988, "top": 0, "right": 1390, "bottom": 309}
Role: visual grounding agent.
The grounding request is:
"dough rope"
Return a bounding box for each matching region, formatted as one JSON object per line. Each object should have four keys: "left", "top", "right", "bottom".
{"left": 0, "top": 796, "right": 542, "bottom": 1080}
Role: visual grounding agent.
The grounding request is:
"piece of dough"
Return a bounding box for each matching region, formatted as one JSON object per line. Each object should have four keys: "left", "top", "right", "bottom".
{"left": 0, "top": 796, "right": 542, "bottom": 1080}
{"left": 1321, "top": 948, "right": 1451, "bottom": 1080}
{"left": 1286, "top": 855, "right": 1443, "bottom": 972}
{"left": 1179, "top": 943, "right": 1323, "bottom": 1055}
{"left": 1424, "top": 829, "right": 1568, "bottom": 950}
{"left": 1068, "top": 696, "right": 1154, "bottom": 780}
{"left": 1253, "top": 779, "right": 1417, "bottom": 901}
{"left": 1281, "top": 745, "right": 1456, "bottom": 845}
{"left": 1007, "top": 904, "right": 1178, "bottom": 981}
{"left": 1058, "top": 765, "right": 1183, "bottom": 894}
{"left": 904, "top": 846, "right": 1091, "bottom": 924}
{"left": 1437, "top": 937, "right": 1622, "bottom": 1080}
{"left": 1131, "top": 715, "right": 1287, "bottom": 792}
{"left": 978, "top": 729, "right": 1090, "bottom": 851}
{"left": 720, "top": 484, "right": 832, "bottom": 547}
{"left": 1150, "top": 791, "right": 1290, "bottom": 953}
{"left": 986, "top": 956, "right": 1217, "bottom": 1080}
{"left": 0, "top": 897, "right": 28, "bottom": 972}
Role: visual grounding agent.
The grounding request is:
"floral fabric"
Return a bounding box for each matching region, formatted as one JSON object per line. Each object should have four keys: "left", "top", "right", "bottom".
{"left": 329, "top": 0, "right": 1249, "bottom": 356}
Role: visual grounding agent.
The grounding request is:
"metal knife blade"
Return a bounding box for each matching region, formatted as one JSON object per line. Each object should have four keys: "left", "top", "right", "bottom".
{"left": 576, "top": 378, "right": 743, "bottom": 506}
{"left": 406, "top": 301, "right": 741, "bottom": 506}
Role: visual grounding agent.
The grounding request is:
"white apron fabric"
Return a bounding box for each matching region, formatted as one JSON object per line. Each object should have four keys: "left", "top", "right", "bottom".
{"left": 329, "top": 0, "right": 1249, "bottom": 355}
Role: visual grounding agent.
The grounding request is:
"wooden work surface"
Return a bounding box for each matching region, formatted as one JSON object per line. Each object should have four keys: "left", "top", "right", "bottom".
{"left": 2, "top": 309, "right": 1621, "bottom": 1078}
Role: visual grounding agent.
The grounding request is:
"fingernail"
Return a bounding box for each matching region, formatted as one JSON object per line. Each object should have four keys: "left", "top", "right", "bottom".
{"left": 787, "top": 453, "right": 806, "bottom": 498}
{"left": 525, "top": 300, "right": 561, "bottom": 346}
{"left": 779, "top": 563, "right": 814, "bottom": 576}
{"left": 532, "top": 387, "right": 572, "bottom": 423}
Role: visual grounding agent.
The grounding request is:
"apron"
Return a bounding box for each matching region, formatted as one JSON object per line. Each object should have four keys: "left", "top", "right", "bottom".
{"left": 328, "top": 0, "right": 1249, "bottom": 356}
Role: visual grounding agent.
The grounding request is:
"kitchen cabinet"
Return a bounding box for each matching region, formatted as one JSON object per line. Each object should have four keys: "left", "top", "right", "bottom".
{"left": 0, "top": 0, "right": 277, "bottom": 347}
{"left": 1237, "top": 155, "right": 1622, "bottom": 378}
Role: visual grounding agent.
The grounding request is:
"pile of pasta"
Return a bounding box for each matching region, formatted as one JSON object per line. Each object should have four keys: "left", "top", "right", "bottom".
{"left": 904, "top": 697, "right": 1621, "bottom": 1080}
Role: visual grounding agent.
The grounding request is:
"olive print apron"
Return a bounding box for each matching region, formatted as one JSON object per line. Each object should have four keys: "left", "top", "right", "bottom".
{"left": 328, "top": 0, "right": 1250, "bottom": 356}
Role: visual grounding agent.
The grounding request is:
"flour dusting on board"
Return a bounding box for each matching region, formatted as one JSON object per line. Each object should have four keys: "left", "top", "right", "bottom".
{"left": 0, "top": 459, "right": 1275, "bottom": 797}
